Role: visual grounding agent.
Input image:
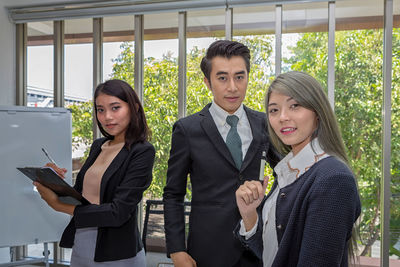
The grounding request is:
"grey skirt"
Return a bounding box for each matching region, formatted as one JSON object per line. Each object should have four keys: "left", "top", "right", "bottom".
{"left": 70, "top": 227, "right": 146, "bottom": 267}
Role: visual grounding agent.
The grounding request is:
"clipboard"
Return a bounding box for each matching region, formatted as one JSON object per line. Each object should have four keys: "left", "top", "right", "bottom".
{"left": 17, "top": 166, "right": 89, "bottom": 205}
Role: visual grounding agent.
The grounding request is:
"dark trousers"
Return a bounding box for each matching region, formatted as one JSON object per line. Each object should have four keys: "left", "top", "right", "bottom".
{"left": 232, "top": 250, "right": 263, "bottom": 267}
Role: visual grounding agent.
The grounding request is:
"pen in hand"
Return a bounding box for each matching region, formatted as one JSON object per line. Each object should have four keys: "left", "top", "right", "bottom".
{"left": 259, "top": 151, "right": 266, "bottom": 182}
{"left": 42, "top": 147, "right": 57, "bottom": 165}
{"left": 42, "top": 148, "right": 67, "bottom": 178}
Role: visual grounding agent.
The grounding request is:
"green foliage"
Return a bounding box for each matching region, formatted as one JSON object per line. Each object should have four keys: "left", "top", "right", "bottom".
{"left": 68, "top": 101, "right": 93, "bottom": 160}
{"left": 286, "top": 29, "right": 400, "bottom": 256}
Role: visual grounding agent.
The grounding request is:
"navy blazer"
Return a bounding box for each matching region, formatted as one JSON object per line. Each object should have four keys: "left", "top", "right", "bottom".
{"left": 235, "top": 156, "right": 361, "bottom": 267}
{"left": 60, "top": 137, "right": 155, "bottom": 262}
{"left": 163, "top": 104, "right": 280, "bottom": 267}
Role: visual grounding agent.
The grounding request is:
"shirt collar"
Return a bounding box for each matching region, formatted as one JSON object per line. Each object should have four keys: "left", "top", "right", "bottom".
{"left": 274, "top": 138, "right": 328, "bottom": 180}
{"left": 209, "top": 100, "right": 245, "bottom": 127}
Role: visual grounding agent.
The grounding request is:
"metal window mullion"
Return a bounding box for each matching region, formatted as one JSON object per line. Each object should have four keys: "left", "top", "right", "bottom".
{"left": 93, "top": 17, "right": 103, "bottom": 140}
{"left": 381, "top": 0, "right": 393, "bottom": 266}
{"left": 93, "top": 18, "right": 103, "bottom": 87}
{"left": 225, "top": 7, "right": 233, "bottom": 40}
{"left": 16, "top": 23, "right": 27, "bottom": 106}
{"left": 328, "top": 1, "right": 335, "bottom": 109}
{"left": 178, "top": 11, "right": 187, "bottom": 119}
{"left": 275, "top": 5, "right": 282, "bottom": 76}
{"left": 134, "top": 15, "right": 144, "bottom": 102}
{"left": 53, "top": 20, "right": 64, "bottom": 108}
{"left": 134, "top": 14, "right": 145, "bottom": 235}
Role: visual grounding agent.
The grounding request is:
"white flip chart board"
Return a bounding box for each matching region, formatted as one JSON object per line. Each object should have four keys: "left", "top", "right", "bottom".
{"left": 0, "top": 106, "right": 72, "bottom": 247}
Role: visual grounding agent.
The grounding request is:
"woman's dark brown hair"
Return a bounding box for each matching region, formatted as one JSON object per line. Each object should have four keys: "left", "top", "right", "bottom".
{"left": 94, "top": 79, "right": 150, "bottom": 148}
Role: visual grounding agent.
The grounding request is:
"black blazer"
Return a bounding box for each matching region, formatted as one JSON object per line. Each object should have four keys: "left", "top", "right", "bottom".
{"left": 163, "top": 104, "right": 280, "bottom": 267}
{"left": 60, "top": 137, "right": 155, "bottom": 262}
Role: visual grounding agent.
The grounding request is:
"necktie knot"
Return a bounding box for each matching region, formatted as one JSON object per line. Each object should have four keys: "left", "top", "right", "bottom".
{"left": 226, "top": 115, "right": 239, "bottom": 128}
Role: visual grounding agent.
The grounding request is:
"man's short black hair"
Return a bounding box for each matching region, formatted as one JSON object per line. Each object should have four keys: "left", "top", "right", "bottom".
{"left": 200, "top": 40, "right": 251, "bottom": 82}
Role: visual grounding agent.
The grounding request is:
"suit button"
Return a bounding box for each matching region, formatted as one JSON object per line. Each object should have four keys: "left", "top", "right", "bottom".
{"left": 277, "top": 224, "right": 282, "bottom": 230}
{"left": 239, "top": 175, "right": 244, "bottom": 181}
{"left": 280, "top": 192, "right": 286, "bottom": 198}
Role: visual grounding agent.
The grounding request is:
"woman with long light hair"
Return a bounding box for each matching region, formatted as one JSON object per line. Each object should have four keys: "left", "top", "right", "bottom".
{"left": 235, "top": 71, "right": 360, "bottom": 266}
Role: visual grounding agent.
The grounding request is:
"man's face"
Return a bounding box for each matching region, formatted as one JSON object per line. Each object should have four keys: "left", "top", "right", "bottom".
{"left": 204, "top": 56, "right": 248, "bottom": 114}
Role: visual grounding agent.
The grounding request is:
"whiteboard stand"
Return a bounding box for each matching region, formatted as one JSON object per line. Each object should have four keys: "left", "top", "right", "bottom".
{"left": 0, "top": 243, "right": 50, "bottom": 267}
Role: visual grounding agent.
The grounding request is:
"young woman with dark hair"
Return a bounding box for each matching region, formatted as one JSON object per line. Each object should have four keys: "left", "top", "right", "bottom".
{"left": 35, "top": 79, "right": 155, "bottom": 266}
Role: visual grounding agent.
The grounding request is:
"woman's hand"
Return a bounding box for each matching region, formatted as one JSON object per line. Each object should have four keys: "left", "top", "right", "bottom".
{"left": 236, "top": 176, "right": 269, "bottom": 231}
{"left": 171, "top": 251, "right": 197, "bottom": 267}
{"left": 33, "top": 182, "right": 75, "bottom": 215}
{"left": 34, "top": 181, "right": 61, "bottom": 210}
{"left": 45, "top": 163, "right": 67, "bottom": 178}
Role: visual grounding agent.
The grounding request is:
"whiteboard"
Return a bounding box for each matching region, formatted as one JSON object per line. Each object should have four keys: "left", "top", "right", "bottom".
{"left": 0, "top": 106, "right": 72, "bottom": 247}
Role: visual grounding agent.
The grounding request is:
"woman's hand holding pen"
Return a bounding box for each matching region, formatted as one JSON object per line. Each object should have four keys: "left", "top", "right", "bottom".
{"left": 45, "top": 162, "right": 67, "bottom": 178}
{"left": 236, "top": 176, "right": 269, "bottom": 231}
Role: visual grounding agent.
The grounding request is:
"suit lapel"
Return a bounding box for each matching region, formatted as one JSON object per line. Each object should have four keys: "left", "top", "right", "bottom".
{"left": 99, "top": 145, "right": 129, "bottom": 201}
{"left": 241, "top": 106, "right": 264, "bottom": 171}
{"left": 200, "top": 104, "right": 237, "bottom": 169}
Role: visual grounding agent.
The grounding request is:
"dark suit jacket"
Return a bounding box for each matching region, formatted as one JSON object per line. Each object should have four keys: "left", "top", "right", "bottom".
{"left": 59, "top": 137, "right": 155, "bottom": 262}
{"left": 163, "top": 104, "right": 280, "bottom": 267}
{"left": 235, "top": 157, "right": 361, "bottom": 267}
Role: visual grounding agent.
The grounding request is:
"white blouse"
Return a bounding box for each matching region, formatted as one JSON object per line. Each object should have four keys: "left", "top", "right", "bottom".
{"left": 239, "top": 138, "right": 329, "bottom": 267}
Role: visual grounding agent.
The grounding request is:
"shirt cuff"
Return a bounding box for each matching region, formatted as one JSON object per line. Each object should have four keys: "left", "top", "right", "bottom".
{"left": 239, "top": 217, "right": 258, "bottom": 240}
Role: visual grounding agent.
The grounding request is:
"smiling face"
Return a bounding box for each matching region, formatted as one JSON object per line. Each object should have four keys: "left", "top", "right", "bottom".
{"left": 95, "top": 93, "right": 131, "bottom": 143}
{"left": 204, "top": 56, "right": 248, "bottom": 114}
{"left": 267, "top": 92, "right": 318, "bottom": 156}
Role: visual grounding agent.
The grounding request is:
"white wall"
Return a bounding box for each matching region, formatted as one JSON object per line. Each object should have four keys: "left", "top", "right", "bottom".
{"left": 0, "top": 0, "right": 80, "bottom": 105}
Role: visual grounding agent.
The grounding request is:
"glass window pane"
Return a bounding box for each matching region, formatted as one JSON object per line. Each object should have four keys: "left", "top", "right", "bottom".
{"left": 335, "top": 0, "right": 383, "bottom": 261}
{"left": 233, "top": 5, "right": 275, "bottom": 112}
{"left": 391, "top": 0, "right": 400, "bottom": 262}
{"left": 283, "top": 2, "right": 328, "bottom": 81}
{"left": 64, "top": 18, "right": 93, "bottom": 103}
{"left": 103, "top": 16, "right": 134, "bottom": 82}
{"left": 27, "top": 21, "right": 54, "bottom": 108}
{"left": 144, "top": 12, "right": 178, "bottom": 202}
{"left": 187, "top": 9, "right": 226, "bottom": 116}
{"left": 64, "top": 18, "right": 93, "bottom": 195}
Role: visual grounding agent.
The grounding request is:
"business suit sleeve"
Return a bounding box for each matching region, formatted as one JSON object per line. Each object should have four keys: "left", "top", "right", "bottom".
{"left": 297, "top": 172, "right": 360, "bottom": 266}
{"left": 73, "top": 143, "right": 155, "bottom": 228}
{"left": 234, "top": 216, "right": 264, "bottom": 260}
{"left": 163, "top": 120, "right": 191, "bottom": 255}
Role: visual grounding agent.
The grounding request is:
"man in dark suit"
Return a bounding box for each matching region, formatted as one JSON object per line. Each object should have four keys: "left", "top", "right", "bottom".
{"left": 163, "top": 40, "right": 279, "bottom": 267}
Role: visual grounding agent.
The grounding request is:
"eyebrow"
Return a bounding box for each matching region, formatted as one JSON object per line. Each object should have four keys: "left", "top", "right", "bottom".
{"left": 96, "top": 101, "right": 120, "bottom": 107}
{"left": 235, "top": 70, "right": 246, "bottom": 75}
{"left": 267, "top": 97, "right": 294, "bottom": 107}
{"left": 216, "top": 71, "right": 228, "bottom": 76}
{"left": 215, "top": 70, "right": 246, "bottom": 76}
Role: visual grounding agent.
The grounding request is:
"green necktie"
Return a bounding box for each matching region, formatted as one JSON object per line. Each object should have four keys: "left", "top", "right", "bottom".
{"left": 226, "top": 115, "right": 243, "bottom": 169}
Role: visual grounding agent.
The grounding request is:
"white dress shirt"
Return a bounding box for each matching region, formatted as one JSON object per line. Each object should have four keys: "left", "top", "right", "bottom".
{"left": 239, "top": 138, "right": 329, "bottom": 267}
{"left": 209, "top": 101, "right": 253, "bottom": 160}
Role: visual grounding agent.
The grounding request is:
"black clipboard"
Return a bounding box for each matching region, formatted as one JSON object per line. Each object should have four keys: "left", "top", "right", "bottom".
{"left": 17, "top": 167, "right": 89, "bottom": 205}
